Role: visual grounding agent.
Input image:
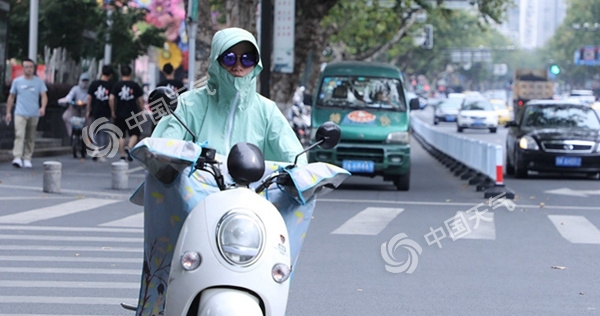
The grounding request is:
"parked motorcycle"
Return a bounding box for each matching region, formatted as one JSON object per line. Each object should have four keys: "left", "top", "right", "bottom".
{"left": 122, "top": 89, "right": 349, "bottom": 315}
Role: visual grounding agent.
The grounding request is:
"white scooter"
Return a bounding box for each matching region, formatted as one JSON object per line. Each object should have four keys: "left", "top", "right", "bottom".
{"left": 121, "top": 92, "right": 349, "bottom": 315}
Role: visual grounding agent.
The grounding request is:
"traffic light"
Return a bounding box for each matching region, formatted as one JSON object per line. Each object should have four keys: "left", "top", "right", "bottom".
{"left": 422, "top": 24, "right": 433, "bottom": 49}
{"left": 549, "top": 64, "right": 560, "bottom": 75}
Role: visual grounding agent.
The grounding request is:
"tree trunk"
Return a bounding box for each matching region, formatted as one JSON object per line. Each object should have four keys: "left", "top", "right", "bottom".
{"left": 194, "top": 0, "right": 216, "bottom": 81}
{"left": 270, "top": 0, "right": 339, "bottom": 105}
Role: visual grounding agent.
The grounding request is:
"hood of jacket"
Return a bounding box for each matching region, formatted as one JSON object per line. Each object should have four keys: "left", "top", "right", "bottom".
{"left": 207, "top": 27, "right": 262, "bottom": 111}
{"left": 79, "top": 73, "right": 90, "bottom": 90}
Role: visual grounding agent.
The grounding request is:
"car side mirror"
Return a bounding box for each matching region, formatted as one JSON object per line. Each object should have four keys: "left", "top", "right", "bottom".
{"left": 409, "top": 98, "right": 421, "bottom": 110}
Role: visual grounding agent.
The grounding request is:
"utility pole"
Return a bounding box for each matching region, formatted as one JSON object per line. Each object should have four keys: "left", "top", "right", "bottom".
{"left": 187, "top": 0, "right": 198, "bottom": 90}
{"left": 28, "top": 0, "right": 38, "bottom": 61}
{"left": 104, "top": 6, "right": 113, "bottom": 65}
{"left": 259, "top": 0, "right": 272, "bottom": 98}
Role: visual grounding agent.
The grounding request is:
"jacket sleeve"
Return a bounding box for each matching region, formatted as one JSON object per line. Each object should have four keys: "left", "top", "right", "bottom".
{"left": 265, "top": 102, "right": 307, "bottom": 165}
{"left": 151, "top": 93, "right": 202, "bottom": 141}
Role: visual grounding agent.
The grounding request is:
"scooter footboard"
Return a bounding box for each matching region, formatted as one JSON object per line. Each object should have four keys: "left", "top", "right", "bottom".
{"left": 198, "top": 288, "right": 263, "bottom": 316}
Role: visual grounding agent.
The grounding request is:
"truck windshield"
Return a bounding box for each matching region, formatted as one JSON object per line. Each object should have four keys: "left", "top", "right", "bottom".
{"left": 315, "top": 76, "right": 407, "bottom": 111}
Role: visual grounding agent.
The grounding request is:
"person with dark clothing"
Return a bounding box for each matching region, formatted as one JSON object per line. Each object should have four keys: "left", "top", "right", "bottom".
{"left": 156, "top": 63, "right": 184, "bottom": 93}
{"left": 109, "top": 65, "right": 144, "bottom": 161}
{"left": 87, "top": 65, "right": 114, "bottom": 161}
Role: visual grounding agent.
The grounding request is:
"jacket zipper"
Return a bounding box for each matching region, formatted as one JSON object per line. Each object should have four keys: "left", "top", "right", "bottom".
{"left": 225, "top": 92, "right": 239, "bottom": 150}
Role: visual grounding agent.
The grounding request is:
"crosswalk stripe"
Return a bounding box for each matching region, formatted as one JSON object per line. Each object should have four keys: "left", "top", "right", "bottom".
{"left": 0, "top": 245, "right": 142, "bottom": 252}
{"left": 0, "top": 296, "right": 136, "bottom": 305}
{"left": 100, "top": 212, "right": 143, "bottom": 228}
{"left": 548, "top": 215, "right": 600, "bottom": 244}
{"left": 0, "top": 256, "right": 140, "bottom": 263}
{"left": 0, "top": 198, "right": 121, "bottom": 224}
{"left": 0, "top": 280, "right": 138, "bottom": 289}
{"left": 331, "top": 207, "right": 404, "bottom": 235}
{"left": 457, "top": 211, "right": 496, "bottom": 240}
{"left": 0, "top": 234, "right": 142, "bottom": 243}
{"left": 0, "top": 224, "right": 142, "bottom": 234}
{"left": 0, "top": 267, "right": 139, "bottom": 275}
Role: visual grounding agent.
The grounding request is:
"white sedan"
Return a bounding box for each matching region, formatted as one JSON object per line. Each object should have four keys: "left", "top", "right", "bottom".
{"left": 457, "top": 98, "right": 498, "bottom": 133}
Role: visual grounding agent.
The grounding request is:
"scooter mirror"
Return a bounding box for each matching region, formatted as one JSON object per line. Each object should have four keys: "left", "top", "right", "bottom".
{"left": 227, "top": 142, "right": 266, "bottom": 187}
{"left": 315, "top": 121, "right": 341, "bottom": 150}
{"left": 149, "top": 86, "right": 178, "bottom": 112}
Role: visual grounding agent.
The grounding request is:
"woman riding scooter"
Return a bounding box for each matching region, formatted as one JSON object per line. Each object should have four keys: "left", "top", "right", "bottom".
{"left": 130, "top": 27, "right": 318, "bottom": 315}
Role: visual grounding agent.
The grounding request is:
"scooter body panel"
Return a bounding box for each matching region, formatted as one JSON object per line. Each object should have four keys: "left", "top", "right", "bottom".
{"left": 165, "top": 188, "right": 291, "bottom": 316}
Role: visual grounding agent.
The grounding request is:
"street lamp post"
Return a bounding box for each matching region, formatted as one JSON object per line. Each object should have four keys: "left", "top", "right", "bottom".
{"left": 28, "top": 0, "right": 38, "bottom": 61}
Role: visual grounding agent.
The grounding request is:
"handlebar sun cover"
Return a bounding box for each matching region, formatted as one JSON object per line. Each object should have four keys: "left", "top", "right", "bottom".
{"left": 128, "top": 138, "right": 349, "bottom": 315}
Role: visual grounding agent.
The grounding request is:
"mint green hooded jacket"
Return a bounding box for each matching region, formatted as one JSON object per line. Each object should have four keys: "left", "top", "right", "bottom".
{"left": 152, "top": 27, "right": 306, "bottom": 165}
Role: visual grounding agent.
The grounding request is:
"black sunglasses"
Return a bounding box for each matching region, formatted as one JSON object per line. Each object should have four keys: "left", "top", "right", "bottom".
{"left": 219, "top": 51, "right": 259, "bottom": 68}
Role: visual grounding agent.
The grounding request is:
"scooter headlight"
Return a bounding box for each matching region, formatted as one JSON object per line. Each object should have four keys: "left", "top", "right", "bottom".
{"left": 216, "top": 210, "right": 265, "bottom": 266}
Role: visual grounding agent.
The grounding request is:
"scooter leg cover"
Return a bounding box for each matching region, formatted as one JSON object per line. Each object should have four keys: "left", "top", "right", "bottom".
{"left": 264, "top": 188, "right": 316, "bottom": 270}
{"left": 135, "top": 170, "right": 219, "bottom": 316}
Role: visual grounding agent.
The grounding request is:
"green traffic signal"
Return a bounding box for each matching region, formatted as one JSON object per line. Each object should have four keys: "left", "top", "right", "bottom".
{"left": 550, "top": 64, "right": 560, "bottom": 75}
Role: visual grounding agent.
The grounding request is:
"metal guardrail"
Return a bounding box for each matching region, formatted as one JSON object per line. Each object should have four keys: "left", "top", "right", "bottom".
{"left": 411, "top": 115, "right": 504, "bottom": 186}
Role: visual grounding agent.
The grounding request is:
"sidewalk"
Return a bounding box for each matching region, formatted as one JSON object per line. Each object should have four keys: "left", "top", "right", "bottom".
{"left": 0, "top": 152, "right": 147, "bottom": 200}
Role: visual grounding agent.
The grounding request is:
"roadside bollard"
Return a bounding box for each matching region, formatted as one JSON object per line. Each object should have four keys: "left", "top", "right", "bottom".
{"left": 112, "top": 161, "right": 129, "bottom": 190}
{"left": 43, "top": 161, "right": 62, "bottom": 193}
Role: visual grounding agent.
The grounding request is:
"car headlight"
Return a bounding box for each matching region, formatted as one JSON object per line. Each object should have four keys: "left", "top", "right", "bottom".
{"left": 519, "top": 135, "right": 539, "bottom": 150}
{"left": 386, "top": 131, "right": 409, "bottom": 144}
{"left": 216, "top": 210, "right": 265, "bottom": 266}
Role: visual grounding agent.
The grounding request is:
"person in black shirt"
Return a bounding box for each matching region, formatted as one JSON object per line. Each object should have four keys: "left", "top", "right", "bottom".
{"left": 87, "top": 65, "right": 114, "bottom": 161}
{"left": 109, "top": 65, "right": 144, "bottom": 161}
{"left": 156, "top": 63, "right": 184, "bottom": 93}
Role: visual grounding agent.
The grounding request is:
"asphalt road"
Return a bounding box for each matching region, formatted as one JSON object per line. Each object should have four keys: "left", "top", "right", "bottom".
{"left": 0, "top": 111, "right": 599, "bottom": 315}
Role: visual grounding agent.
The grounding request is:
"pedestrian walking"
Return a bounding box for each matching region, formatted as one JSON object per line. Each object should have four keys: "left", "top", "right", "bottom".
{"left": 4, "top": 58, "right": 48, "bottom": 168}
{"left": 156, "top": 63, "right": 184, "bottom": 93}
{"left": 109, "top": 65, "right": 144, "bottom": 161}
{"left": 87, "top": 65, "right": 114, "bottom": 161}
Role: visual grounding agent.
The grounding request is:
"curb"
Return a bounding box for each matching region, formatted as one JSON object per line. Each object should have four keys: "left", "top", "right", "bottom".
{"left": 0, "top": 146, "right": 72, "bottom": 163}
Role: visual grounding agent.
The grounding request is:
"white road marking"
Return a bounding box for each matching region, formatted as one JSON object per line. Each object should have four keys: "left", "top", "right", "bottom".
{"left": 0, "top": 296, "right": 136, "bottom": 305}
{"left": 0, "top": 198, "right": 121, "bottom": 224}
{"left": 0, "top": 245, "right": 142, "bottom": 252}
{"left": 456, "top": 211, "right": 496, "bottom": 240}
{"left": 0, "top": 267, "right": 139, "bottom": 275}
{"left": 331, "top": 207, "right": 404, "bottom": 235}
{"left": 0, "top": 234, "right": 142, "bottom": 243}
{"left": 100, "top": 212, "right": 143, "bottom": 228}
{"left": 548, "top": 215, "right": 600, "bottom": 244}
{"left": 0, "top": 224, "right": 142, "bottom": 234}
{"left": 0, "top": 255, "right": 140, "bottom": 263}
{"left": 0, "top": 280, "right": 138, "bottom": 289}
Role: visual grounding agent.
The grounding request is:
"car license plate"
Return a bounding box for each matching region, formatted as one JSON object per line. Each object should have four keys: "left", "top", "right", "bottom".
{"left": 342, "top": 160, "right": 374, "bottom": 173}
{"left": 472, "top": 119, "right": 485, "bottom": 126}
{"left": 555, "top": 156, "right": 581, "bottom": 167}
{"left": 445, "top": 115, "right": 456, "bottom": 122}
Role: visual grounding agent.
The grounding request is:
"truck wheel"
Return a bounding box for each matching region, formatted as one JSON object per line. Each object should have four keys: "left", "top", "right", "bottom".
{"left": 394, "top": 170, "right": 410, "bottom": 191}
{"left": 457, "top": 126, "right": 463, "bottom": 133}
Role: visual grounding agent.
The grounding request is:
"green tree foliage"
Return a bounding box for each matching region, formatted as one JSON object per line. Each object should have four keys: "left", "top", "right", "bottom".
{"left": 543, "top": 0, "right": 600, "bottom": 88}
{"left": 7, "top": 0, "right": 164, "bottom": 65}
{"left": 39, "top": 0, "right": 104, "bottom": 62}
{"left": 321, "top": 0, "right": 514, "bottom": 90}
{"left": 99, "top": 4, "right": 166, "bottom": 65}
{"left": 7, "top": 0, "right": 35, "bottom": 61}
